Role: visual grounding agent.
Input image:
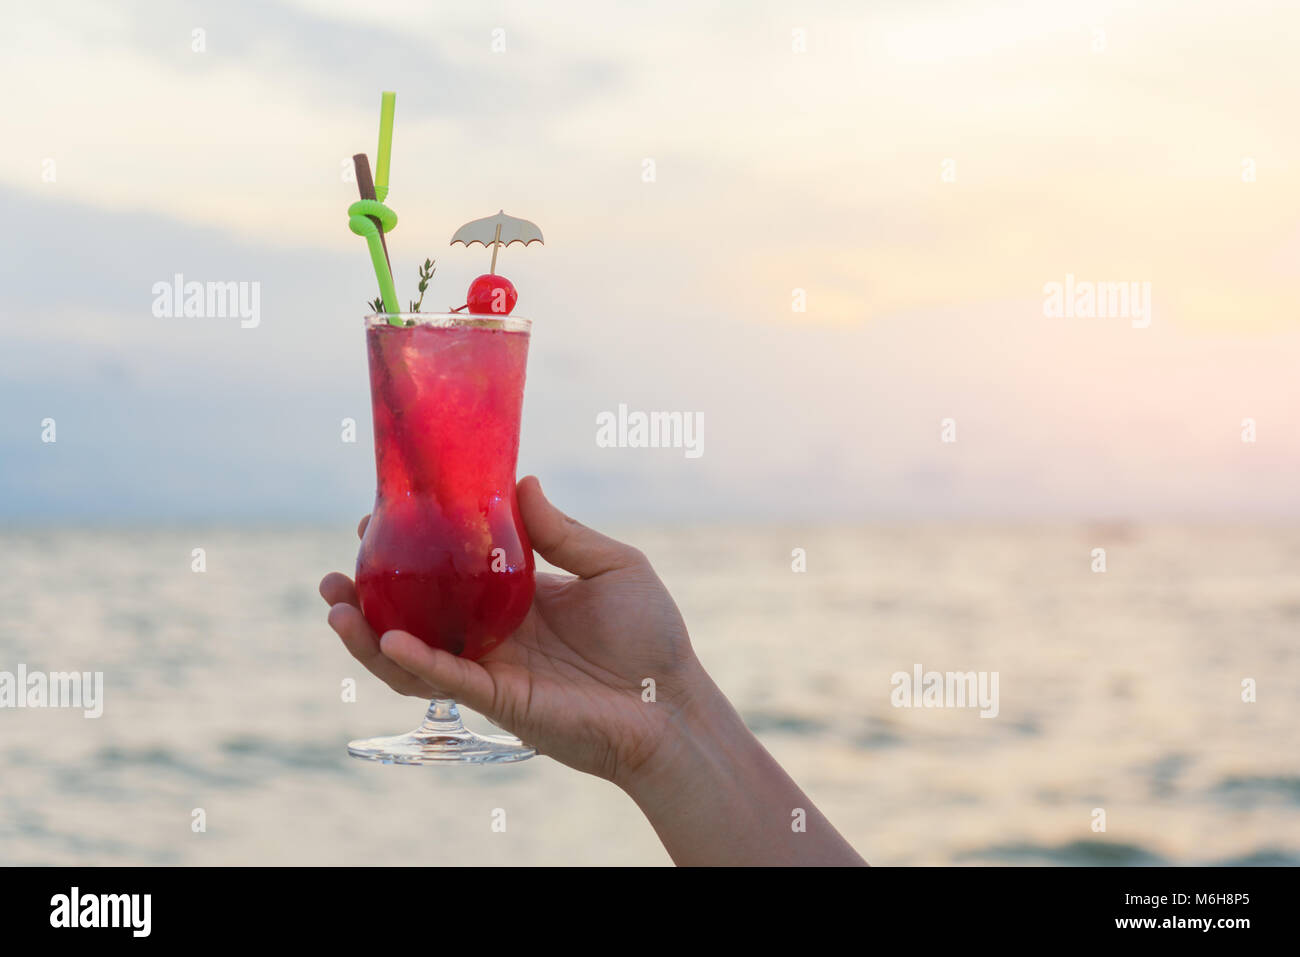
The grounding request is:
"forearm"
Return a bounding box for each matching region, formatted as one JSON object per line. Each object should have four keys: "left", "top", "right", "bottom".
{"left": 618, "top": 676, "right": 867, "bottom": 866}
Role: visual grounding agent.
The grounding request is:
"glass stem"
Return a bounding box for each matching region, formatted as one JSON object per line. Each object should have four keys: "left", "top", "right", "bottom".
{"left": 419, "top": 698, "right": 465, "bottom": 734}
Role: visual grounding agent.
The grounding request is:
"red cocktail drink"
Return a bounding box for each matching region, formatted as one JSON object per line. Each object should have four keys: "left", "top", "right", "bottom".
{"left": 348, "top": 313, "right": 536, "bottom": 765}
{"left": 357, "top": 316, "right": 534, "bottom": 659}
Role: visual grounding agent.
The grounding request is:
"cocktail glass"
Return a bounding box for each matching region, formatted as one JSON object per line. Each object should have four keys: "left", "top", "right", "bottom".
{"left": 346, "top": 313, "right": 536, "bottom": 764}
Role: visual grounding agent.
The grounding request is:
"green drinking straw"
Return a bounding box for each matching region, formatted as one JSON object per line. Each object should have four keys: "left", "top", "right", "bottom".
{"left": 349, "top": 197, "right": 399, "bottom": 313}
{"left": 375, "top": 91, "right": 395, "bottom": 202}
{"left": 348, "top": 91, "right": 402, "bottom": 321}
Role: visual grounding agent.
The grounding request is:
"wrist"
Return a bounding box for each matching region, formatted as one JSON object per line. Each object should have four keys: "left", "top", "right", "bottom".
{"left": 611, "top": 660, "right": 870, "bottom": 866}
{"left": 613, "top": 664, "right": 751, "bottom": 806}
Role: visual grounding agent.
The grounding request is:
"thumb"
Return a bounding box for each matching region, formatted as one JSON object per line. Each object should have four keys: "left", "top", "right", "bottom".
{"left": 517, "top": 475, "right": 644, "bottom": 579}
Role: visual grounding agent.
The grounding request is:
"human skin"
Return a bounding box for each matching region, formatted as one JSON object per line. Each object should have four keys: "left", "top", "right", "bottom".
{"left": 320, "top": 475, "right": 866, "bottom": 866}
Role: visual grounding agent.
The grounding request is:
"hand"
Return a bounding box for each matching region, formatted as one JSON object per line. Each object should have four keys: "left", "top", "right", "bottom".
{"left": 322, "top": 475, "right": 866, "bottom": 864}
{"left": 320, "top": 476, "right": 713, "bottom": 785}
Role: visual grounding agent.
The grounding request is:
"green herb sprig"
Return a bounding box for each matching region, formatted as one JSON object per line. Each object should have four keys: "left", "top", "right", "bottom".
{"left": 368, "top": 257, "right": 435, "bottom": 320}
{"left": 409, "top": 258, "right": 435, "bottom": 312}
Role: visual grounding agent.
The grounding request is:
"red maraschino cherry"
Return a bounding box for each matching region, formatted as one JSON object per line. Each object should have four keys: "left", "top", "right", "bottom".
{"left": 466, "top": 274, "right": 518, "bottom": 315}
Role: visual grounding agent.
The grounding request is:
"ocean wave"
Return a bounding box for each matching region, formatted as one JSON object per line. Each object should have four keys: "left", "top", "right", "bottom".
{"left": 1212, "top": 774, "right": 1300, "bottom": 806}
{"left": 956, "top": 839, "right": 1169, "bottom": 866}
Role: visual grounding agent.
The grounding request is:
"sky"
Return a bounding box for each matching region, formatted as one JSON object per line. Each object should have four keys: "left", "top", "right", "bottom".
{"left": 1, "top": 0, "right": 1297, "bottom": 522}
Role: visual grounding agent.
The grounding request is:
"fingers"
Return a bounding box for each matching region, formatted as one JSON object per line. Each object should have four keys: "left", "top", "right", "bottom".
{"left": 327, "top": 602, "right": 435, "bottom": 698}
{"left": 357, "top": 514, "right": 371, "bottom": 540}
{"left": 517, "top": 475, "right": 645, "bottom": 579}
{"left": 319, "top": 572, "right": 359, "bottom": 608}
{"left": 379, "top": 631, "right": 499, "bottom": 717}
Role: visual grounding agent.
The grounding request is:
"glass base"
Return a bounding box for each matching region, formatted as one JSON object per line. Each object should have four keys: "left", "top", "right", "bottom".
{"left": 347, "top": 698, "right": 535, "bottom": 765}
